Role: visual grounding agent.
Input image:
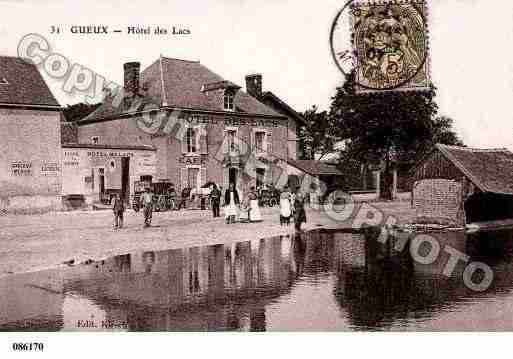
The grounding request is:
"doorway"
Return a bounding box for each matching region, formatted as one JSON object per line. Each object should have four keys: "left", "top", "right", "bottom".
{"left": 121, "top": 157, "right": 130, "bottom": 202}
{"left": 229, "top": 167, "right": 238, "bottom": 187}
{"left": 98, "top": 168, "right": 105, "bottom": 202}
{"left": 256, "top": 168, "right": 265, "bottom": 188}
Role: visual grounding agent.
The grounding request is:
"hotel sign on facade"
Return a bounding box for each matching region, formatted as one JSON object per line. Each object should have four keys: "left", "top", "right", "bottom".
{"left": 61, "top": 146, "right": 157, "bottom": 198}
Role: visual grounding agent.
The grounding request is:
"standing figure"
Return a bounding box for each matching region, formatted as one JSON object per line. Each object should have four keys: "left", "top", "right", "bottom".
{"left": 280, "top": 186, "right": 292, "bottom": 226}
{"left": 112, "top": 193, "right": 125, "bottom": 229}
{"left": 211, "top": 183, "right": 221, "bottom": 218}
{"left": 224, "top": 183, "right": 240, "bottom": 224}
{"left": 247, "top": 187, "right": 262, "bottom": 222}
{"left": 142, "top": 187, "right": 153, "bottom": 228}
{"left": 293, "top": 188, "right": 307, "bottom": 231}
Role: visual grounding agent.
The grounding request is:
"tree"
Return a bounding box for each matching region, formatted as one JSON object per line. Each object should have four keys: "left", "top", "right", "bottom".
{"left": 432, "top": 116, "right": 464, "bottom": 147}
{"left": 63, "top": 103, "right": 101, "bottom": 122}
{"left": 330, "top": 71, "right": 462, "bottom": 200}
{"left": 298, "top": 106, "right": 337, "bottom": 160}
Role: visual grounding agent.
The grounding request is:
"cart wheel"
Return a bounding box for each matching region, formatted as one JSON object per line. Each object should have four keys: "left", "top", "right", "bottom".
{"left": 154, "top": 202, "right": 161, "bottom": 212}
{"left": 158, "top": 198, "right": 167, "bottom": 212}
{"left": 269, "top": 198, "right": 277, "bottom": 207}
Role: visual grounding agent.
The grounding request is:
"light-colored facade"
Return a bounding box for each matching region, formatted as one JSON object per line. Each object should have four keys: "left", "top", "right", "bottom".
{"left": 61, "top": 144, "right": 157, "bottom": 204}
{"left": 0, "top": 56, "right": 62, "bottom": 212}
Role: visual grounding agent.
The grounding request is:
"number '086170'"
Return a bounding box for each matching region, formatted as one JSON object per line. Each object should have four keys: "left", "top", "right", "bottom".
{"left": 12, "top": 342, "right": 44, "bottom": 351}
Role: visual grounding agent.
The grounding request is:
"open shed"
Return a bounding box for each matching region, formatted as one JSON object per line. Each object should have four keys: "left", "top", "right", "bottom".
{"left": 411, "top": 144, "right": 513, "bottom": 226}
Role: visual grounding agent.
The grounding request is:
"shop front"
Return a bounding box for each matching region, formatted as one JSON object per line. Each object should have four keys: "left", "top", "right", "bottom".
{"left": 61, "top": 144, "right": 157, "bottom": 207}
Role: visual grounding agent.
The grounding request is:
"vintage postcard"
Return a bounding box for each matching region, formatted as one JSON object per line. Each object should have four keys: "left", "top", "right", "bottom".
{"left": 0, "top": 0, "right": 512, "bottom": 356}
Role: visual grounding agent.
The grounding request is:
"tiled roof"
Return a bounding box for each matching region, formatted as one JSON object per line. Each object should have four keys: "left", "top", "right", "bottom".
{"left": 81, "top": 56, "right": 283, "bottom": 123}
{"left": 437, "top": 144, "right": 513, "bottom": 195}
{"left": 261, "top": 91, "right": 306, "bottom": 125}
{"left": 0, "top": 56, "right": 59, "bottom": 107}
{"left": 287, "top": 160, "right": 343, "bottom": 176}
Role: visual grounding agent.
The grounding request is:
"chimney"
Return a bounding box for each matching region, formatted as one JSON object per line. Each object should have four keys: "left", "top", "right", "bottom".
{"left": 245, "top": 74, "right": 262, "bottom": 99}
{"left": 124, "top": 62, "right": 140, "bottom": 96}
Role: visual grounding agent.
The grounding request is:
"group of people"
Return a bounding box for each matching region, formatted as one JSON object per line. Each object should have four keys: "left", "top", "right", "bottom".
{"left": 209, "top": 182, "right": 306, "bottom": 230}
{"left": 112, "top": 187, "right": 154, "bottom": 230}
{"left": 111, "top": 183, "right": 307, "bottom": 231}
{"left": 209, "top": 183, "right": 262, "bottom": 224}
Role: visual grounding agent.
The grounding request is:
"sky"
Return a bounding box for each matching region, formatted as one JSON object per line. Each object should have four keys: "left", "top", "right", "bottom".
{"left": 1, "top": 0, "right": 513, "bottom": 150}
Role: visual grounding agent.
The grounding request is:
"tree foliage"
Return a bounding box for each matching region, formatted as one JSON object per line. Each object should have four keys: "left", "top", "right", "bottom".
{"left": 298, "top": 106, "right": 337, "bottom": 160}
{"left": 330, "top": 71, "right": 463, "bottom": 199}
{"left": 63, "top": 103, "right": 101, "bottom": 122}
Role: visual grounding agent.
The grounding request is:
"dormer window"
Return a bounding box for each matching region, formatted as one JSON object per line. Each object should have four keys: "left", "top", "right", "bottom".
{"left": 224, "top": 91, "right": 234, "bottom": 111}
{"left": 0, "top": 78, "right": 8, "bottom": 85}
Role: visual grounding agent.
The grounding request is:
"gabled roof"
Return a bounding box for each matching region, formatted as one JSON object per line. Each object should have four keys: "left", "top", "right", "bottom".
{"left": 0, "top": 56, "right": 59, "bottom": 108}
{"left": 287, "top": 159, "right": 343, "bottom": 176}
{"left": 81, "top": 56, "right": 283, "bottom": 123}
{"left": 431, "top": 144, "right": 513, "bottom": 195}
{"left": 261, "top": 91, "right": 306, "bottom": 125}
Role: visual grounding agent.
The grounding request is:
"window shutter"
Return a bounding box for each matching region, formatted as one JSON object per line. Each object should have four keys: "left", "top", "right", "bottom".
{"left": 223, "top": 131, "right": 228, "bottom": 154}
{"left": 181, "top": 129, "right": 187, "bottom": 154}
{"left": 266, "top": 133, "right": 272, "bottom": 153}
{"left": 222, "top": 169, "right": 228, "bottom": 191}
{"left": 199, "top": 126, "right": 207, "bottom": 154}
{"left": 180, "top": 168, "right": 188, "bottom": 191}
{"left": 200, "top": 167, "right": 207, "bottom": 188}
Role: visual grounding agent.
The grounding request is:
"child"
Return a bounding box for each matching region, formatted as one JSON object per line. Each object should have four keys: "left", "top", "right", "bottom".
{"left": 280, "top": 186, "right": 292, "bottom": 226}
{"left": 112, "top": 193, "right": 125, "bottom": 230}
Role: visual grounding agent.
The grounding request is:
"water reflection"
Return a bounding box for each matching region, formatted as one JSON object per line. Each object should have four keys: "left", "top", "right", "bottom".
{"left": 2, "top": 228, "right": 513, "bottom": 331}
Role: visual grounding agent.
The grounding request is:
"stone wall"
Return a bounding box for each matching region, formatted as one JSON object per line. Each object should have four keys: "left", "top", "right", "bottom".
{"left": 0, "top": 108, "right": 62, "bottom": 212}
{"left": 412, "top": 179, "right": 464, "bottom": 225}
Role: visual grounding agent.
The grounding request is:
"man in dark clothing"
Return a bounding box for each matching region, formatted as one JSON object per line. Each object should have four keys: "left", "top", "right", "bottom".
{"left": 210, "top": 183, "right": 221, "bottom": 218}
{"left": 112, "top": 193, "right": 125, "bottom": 229}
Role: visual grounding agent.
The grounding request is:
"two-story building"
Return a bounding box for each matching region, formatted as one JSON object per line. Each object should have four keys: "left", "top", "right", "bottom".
{"left": 76, "top": 57, "right": 299, "bottom": 202}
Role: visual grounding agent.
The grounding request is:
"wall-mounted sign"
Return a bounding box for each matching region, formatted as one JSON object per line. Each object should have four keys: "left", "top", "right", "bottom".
{"left": 63, "top": 151, "right": 80, "bottom": 167}
{"left": 11, "top": 161, "right": 32, "bottom": 176}
{"left": 87, "top": 151, "right": 134, "bottom": 158}
{"left": 41, "top": 162, "right": 60, "bottom": 177}
{"left": 136, "top": 154, "right": 156, "bottom": 173}
{"left": 178, "top": 155, "right": 208, "bottom": 165}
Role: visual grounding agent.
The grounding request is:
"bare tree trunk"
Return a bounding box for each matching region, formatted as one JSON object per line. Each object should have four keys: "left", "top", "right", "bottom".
{"left": 380, "top": 148, "right": 393, "bottom": 201}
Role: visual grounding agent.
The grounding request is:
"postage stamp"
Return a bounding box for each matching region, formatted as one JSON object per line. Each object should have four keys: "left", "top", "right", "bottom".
{"left": 331, "top": 0, "right": 431, "bottom": 93}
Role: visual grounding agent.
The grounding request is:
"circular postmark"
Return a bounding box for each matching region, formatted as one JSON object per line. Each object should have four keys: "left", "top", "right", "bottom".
{"left": 330, "top": 0, "right": 429, "bottom": 92}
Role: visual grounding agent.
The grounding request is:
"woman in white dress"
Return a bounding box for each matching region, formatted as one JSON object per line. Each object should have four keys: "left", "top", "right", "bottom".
{"left": 280, "top": 185, "right": 292, "bottom": 226}
{"left": 247, "top": 187, "right": 262, "bottom": 222}
{"left": 224, "top": 183, "right": 240, "bottom": 224}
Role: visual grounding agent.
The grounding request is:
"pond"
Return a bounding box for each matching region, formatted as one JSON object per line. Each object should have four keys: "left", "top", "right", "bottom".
{"left": 1, "top": 228, "right": 513, "bottom": 331}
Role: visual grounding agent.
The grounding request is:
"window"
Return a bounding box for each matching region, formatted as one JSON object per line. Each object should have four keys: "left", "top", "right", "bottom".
{"left": 226, "top": 130, "right": 237, "bottom": 152}
{"left": 186, "top": 127, "right": 197, "bottom": 153}
{"left": 224, "top": 91, "right": 234, "bottom": 111}
{"left": 91, "top": 136, "right": 99, "bottom": 145}
{"left": 255, "top": 131, "right": 265, "bottom": 152}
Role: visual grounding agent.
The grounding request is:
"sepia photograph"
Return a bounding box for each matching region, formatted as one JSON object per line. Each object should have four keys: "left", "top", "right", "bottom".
{"left": 0, "top": 0, "right": 512, "bottom": 357}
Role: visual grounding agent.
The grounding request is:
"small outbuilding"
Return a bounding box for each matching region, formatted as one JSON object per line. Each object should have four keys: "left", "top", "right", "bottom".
{"left": 411, "top": 144, "right": 513, "bottom": 226}
{"left": 285, "top": 159, "right": 344, "bottom": 200}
